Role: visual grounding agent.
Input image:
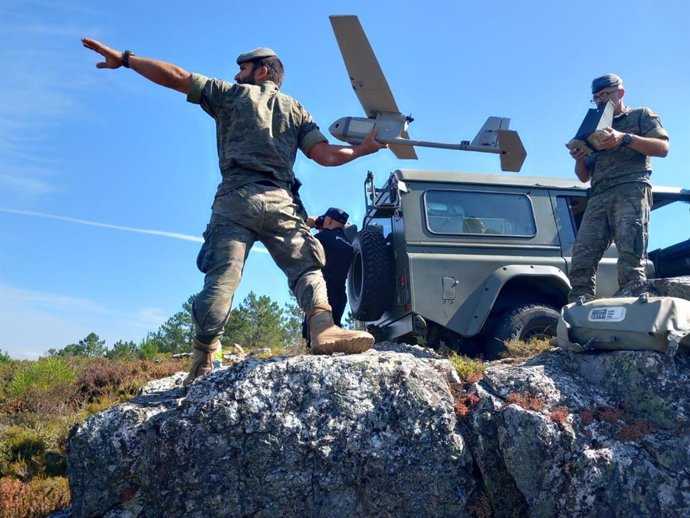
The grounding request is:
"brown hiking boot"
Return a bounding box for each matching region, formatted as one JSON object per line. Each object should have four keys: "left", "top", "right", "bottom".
{"left": 183, "top": 338, "right": 221, "bottom": 386}
{"left": 308, "top": 304, "right": 374, "bottom": 355}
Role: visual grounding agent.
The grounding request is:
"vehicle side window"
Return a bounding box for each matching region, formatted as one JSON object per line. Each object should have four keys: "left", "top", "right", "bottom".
{"left": 555, "top": 195, "right": 587, "bottom": 240}
{"left": 424, "top": 190, "right": 536, "bottom": 237}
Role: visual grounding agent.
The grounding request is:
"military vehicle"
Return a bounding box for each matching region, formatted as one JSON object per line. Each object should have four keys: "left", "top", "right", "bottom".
{"left": 346, "top": 169, "right": 690, "bottom": 358}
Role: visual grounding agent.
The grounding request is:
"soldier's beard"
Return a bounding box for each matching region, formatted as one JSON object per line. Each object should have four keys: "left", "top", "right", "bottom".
{"left": 237, "top": 73, "right": 257, "bottom": 86}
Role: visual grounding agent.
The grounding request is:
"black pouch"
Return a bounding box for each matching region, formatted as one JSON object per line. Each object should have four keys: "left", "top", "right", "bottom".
{"left": 196, "top": 226, "right": 211, "bottom": 274}
{"left": 290, "top": 177, "right": 308, "bottom": 220}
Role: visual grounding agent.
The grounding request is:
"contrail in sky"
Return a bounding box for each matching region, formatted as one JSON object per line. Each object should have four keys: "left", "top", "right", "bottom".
{"left": 0, "top": 208, "right": 271, "bottom": 253}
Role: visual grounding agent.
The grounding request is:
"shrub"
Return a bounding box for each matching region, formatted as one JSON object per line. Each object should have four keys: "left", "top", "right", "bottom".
{"left": 73, "top": 358, "right": 182, "bottom": 411}
{"left": 0, "top": 350, "right": 11, "bottom": 364}
{"left": 0, "top": 418, "right": 75, "bottom": 480}
{"left": 505, "top": 391, "right": 545, "bottom": 412}
{"left": 75, "top": 358, "right": 130, "bottom": 404}
{"left": 447, "top": 352, "right": 484, "bottom": 383}
{"left": 501, "top": 337, "right": 554, "bottom": 359}
{"left": 7, "top": 358, "right": 76, "bottom": 400}
{"left": 0, "top": 476, "right": 70, "bottom": 518}
{"left": 138, "top": 340, "right": 159, "bottom": 361}
{"left": 549, "top": 406, "right": 570, "bottom": 425}
{"left": 0, "top": 355, "right": 183, "bottom": 514}
{"left": 5, "top": 358, "right": 78, "bottom": 415}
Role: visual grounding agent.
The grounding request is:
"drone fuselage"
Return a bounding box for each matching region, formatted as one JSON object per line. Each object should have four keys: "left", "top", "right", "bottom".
{"left": 329, "top": 112, "right": 408, "bottom": 145}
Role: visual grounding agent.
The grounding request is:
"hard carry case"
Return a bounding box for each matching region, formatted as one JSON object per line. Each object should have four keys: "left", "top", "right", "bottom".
{"left": 556, "top": 294, "right": 690, "bottom": 355}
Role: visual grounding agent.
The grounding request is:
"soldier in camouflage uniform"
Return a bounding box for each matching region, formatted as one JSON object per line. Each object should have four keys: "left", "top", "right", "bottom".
{"left": 82, "top": 38, "right": 386, "bottom": 385}
{"left": 567, "top": 73, "right": 669, "bottom": 303}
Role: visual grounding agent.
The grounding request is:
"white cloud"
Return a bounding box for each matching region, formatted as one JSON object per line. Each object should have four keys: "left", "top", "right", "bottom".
{"left": 0, "top": 208, "right": 271, "bottom": 252}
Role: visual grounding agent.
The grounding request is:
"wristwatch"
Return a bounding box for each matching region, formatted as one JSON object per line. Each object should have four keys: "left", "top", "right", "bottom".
{"left": 621, "top": 133, "right": 634, "bottom": 147}
{"left": 122, "top": 50, "right": 135, "bottom": 68}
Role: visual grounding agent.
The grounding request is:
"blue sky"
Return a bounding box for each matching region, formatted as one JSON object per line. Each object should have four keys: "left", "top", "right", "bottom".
{"left": 1, "top": 0, "right": 688, "bottom": 359}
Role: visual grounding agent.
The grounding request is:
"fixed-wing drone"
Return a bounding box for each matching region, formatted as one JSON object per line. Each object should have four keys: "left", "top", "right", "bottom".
{"left": 328, "top": 15, "right": 527, "bottom": 172}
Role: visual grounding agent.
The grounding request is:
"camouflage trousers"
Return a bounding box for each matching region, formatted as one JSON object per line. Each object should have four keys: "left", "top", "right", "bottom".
{"left": 568, "top": 182, "right": 652, "bottom": 302}
{"left": 192, "top": 182, "right": 327, "bottom": 344}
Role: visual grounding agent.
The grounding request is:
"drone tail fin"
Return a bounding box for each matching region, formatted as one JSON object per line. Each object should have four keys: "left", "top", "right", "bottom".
{"left": 497, "top": 130, "right": 527, "bottom": 172}
{"left": 390, "top": 129, "right": 418, "bottom": 159}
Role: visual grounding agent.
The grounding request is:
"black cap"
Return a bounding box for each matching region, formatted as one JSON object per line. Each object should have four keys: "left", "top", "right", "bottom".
{"left": 591, "top": 73, "right": 623, "bottom": 94}
{"left": 236, "top": 47, "right": 277, "bottom": 64}
{"left": 321, "top": 207, "right": 349, "bottom": 224}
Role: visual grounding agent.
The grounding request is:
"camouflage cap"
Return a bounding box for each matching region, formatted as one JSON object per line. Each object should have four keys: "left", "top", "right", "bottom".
{"left": 236, "top": 47, "right": 277, "bottom": 64}
{"left": 591, "top": 73, "right": 624, "bottom": 94}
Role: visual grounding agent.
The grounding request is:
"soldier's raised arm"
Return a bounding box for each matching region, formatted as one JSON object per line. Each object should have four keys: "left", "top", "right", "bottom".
{"left": 81, "top": 37, "right": 191, "bottom": 94}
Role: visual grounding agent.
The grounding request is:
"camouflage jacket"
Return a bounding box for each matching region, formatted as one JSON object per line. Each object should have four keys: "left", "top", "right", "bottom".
{"left": 585, "top": 107, "right": 668, "bottom": 196}
{"left": 187, "top": 74, "right": 327, "bottom": 191}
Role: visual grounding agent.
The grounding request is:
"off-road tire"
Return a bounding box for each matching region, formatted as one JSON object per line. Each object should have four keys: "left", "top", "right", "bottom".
{"left": 348, "top": 228, "right": 394, "bottom": 321}
{"left": 485, "top": 303, "right": 560, "bottom": 360}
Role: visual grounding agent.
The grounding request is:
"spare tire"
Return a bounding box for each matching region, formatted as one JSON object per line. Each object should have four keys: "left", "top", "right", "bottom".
{"left": 347, "top": 227, "right": 394, "bottom": 321}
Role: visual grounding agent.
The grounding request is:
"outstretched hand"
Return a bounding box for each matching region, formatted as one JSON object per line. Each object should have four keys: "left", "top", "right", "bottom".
{"left": 81, "top": 37, "right": 123, "bottom": 69}
{"left": 359, "top": 128, "right": 388, "bottom": 156}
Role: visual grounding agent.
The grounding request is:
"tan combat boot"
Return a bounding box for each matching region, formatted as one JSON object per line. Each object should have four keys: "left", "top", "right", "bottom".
{"left": 183, "top": 338, "right": 221, "bottom": 386}
{"left": 308, "top": 304, "right": 374, "bottom": 355}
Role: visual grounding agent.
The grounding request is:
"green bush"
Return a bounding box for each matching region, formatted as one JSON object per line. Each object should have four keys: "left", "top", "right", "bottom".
{"left": 7, "top": 358, "right": 77, "bottom": 400}
{"left": 138, "top": 340, "right": 159, "bottom": 360}
{"left": 447, "top": 351, "right": 484, "bottom": 383}
{"left": 5, "top": 358, "right": 78, "bottom": 415}
{"left": 0, "top": 420, "right": 71, "bottom": 480}
{"left": 0, "top": 355, "right": 184, "bottom": 514}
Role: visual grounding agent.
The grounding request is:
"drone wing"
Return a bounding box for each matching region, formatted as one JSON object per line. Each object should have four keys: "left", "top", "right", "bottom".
{"left": 329, "top": 15, "right": 417, "bottom": 159}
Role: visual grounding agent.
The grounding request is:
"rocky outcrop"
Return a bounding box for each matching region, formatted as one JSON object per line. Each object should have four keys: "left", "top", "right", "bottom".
{"left": 66, "top": 344, "right": 690, "bottom": 517}
{"left": 67, "top": 344, "right": 476, "bottom": 518}
{"left": 465, "top": 351, "right": 690, "bottom": 518}
{"left": 616, "top": 275, "right": 690, "bottom": 300}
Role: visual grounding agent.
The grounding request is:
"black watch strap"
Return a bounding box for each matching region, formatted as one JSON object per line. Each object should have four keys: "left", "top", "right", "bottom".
{"left": 622, "top": 133, "right": 633, "bottom": 147}
{"left": 122, "top": 50, "right": 135, "bottom": 68}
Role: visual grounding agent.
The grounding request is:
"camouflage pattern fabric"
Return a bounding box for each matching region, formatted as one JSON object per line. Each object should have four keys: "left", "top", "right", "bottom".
{"left": 192, "top": 183, "right": 327, "bottom": 344}
{"left": 584, "top": 107, "right": 668, "bottom": 196}
{"left": 186, "top": 73, "right": 331, "bottom": 343}
{"left": 568, "top": 105, "right": 668, "bottom": 303}
{"left": 187, "top": 73, "right": 327, "bottom": 188}
{"left": 568, "top": 182, "right": 652, "bottom": 302}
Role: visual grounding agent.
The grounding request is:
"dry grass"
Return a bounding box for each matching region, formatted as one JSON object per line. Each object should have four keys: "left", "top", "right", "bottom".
{"left": 0, "top": 356, "right": 186, "bottom": 514}
{"left": 577, "top": 405, "right": 657, "bottom": 442}
{"left": 505, "top": 391, "right": 545, "bottom": 412}
{"left": 443, "top": 351, "right": 485, "bottom": 419}
{"left": 549, "top": 406, "right": 570, "bottom": 425}
{"left": 616, "top": 419, "right": 655, "bottom": 441}
{"left": 453, "top": 392, "right": 481, "bottom": 418}
{"left": 501, "top": 337, "right": 555, "bottom": 359}
{"left": 0, "top": 476, "right": 70, "bottom": 518}
{"left": 446, "top": 351, "right": 485, "bottom": 384}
